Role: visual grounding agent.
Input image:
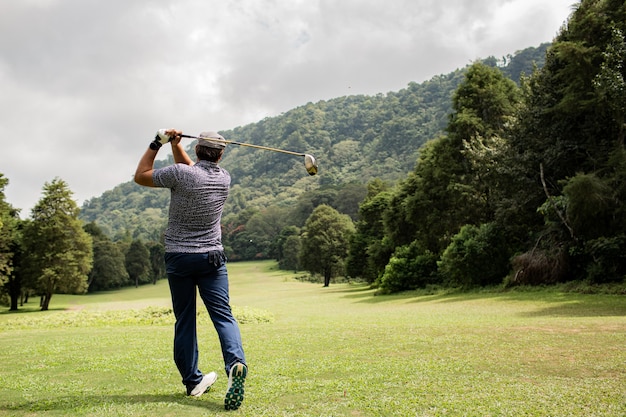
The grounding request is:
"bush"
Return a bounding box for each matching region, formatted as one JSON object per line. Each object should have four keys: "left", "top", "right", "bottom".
{"left": 378, "top": 242, "right": 438, "bottom": 293}
{"left": 510, "top": 247, "right": 569, "bottom": 285}
{"left": 438, "top": 223, "right": 510, "bottom": 288}
{"left": 581, "top": 235, "right": 626, "bottom": 284}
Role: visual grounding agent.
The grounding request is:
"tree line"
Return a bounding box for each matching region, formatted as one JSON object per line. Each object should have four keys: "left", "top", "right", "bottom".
{"left": 0, "top": 174, "right": 356, "bottom": 310}
{"left": 349, "top": 0, "right": 626, "bottom": 292}
{"left": 0, "top": 177, "right": 169, "bottom": 311}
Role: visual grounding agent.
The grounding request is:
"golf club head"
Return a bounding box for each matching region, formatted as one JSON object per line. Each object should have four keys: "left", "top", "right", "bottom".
{"left": 304, "top": 154, "right": 318, "bottom": 176}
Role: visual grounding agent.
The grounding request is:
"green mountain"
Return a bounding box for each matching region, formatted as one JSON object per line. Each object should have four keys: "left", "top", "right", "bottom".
{"left": 79, "top": 44, "right": 549, "bottom": 242}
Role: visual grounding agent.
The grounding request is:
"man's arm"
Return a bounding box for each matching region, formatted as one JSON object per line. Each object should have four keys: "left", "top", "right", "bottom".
{"left": 134, "top": 147, "right": 158, "bottom": 187}
{"left": 134, "top": 129, "right": 186, "bottom": 187}
{"left": 170, "top": 134, "right": 194, "bottom": 166}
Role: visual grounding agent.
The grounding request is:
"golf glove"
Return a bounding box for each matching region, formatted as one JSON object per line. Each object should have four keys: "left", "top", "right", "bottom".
{"left": 150, "top": 129, "right": 172, "bottom": 150}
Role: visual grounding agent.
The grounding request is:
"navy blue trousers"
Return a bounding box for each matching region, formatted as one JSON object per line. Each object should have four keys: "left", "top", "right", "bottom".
{"left": 165, "top": 252, "right": 246, "bottom": 388}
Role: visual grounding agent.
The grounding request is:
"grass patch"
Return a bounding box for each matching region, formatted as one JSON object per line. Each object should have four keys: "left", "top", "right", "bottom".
{"left": 0, "top": 260, "right": 624, "bottom": 416}
{"left": 0, "top": 305, "right": 273, "bottom": 330}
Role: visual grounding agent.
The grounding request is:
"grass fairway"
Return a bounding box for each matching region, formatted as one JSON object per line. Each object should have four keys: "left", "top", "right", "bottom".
{"left": 1, "top": 260, "right": 625, "bottom": 416}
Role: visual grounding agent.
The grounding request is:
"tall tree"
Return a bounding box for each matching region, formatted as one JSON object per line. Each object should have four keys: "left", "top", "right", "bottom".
{"left": 387, "top": 62, "right": 521, "bottom": 256}
{"left": 84, "top": 222, "right": 129, "bottom": 291}
{"left": 147, "top": 241, "right": 165, "bottom": 284}
{"left": 21, "top": 178, "right": 93, "bottom": 310}
{"left": 125, "top": 239, "right": 151, "bottom": 287}
{"left": 0, "top": 174, "right": 22, "bottom": 310}
{"left": 346, "top": 179, "right": 393, "bottom": 283}
{"left": 509, "top": 0, "right": 626, "bottom": 283}
{"left": 279, "top": 235, "right": 301, "bottom": 272}
{"left": 299, "top": 205, "right": 355, "bottom": 286}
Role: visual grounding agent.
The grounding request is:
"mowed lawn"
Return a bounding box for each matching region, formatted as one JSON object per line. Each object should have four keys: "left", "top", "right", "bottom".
{"left": 0, "top": 261, "right": 625, "bottom": 417}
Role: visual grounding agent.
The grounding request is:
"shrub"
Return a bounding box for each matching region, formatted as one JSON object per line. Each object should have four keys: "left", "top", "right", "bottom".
{"left": 582, "top": 235, "right": 626, "bottom": 284}
{"left": 438, "top": 223, "right": 510, "bottom": 288}
{"left": 510, "top": 247, "right": 569, "bottom": 285}
{"left": 378, "top": 241, "right": 438, "bottom": 293}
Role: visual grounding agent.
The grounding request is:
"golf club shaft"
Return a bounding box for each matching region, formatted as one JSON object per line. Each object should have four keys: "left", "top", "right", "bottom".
{"left": 180, "top": 134, "right": 306, "bottom": 157}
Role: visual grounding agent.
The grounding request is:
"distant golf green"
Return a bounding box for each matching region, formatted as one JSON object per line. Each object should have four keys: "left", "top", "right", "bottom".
{"left": 1, "top": 261, "right": 624, "bottom": 416}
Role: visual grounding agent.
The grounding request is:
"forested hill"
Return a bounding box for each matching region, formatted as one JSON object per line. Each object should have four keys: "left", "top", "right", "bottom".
{"left": 79, "top": 44, "right": 549, "bottom": 241}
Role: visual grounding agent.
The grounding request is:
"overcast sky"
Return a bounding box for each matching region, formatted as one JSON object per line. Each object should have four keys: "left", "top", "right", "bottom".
{"left": 1, "top": 0, "right": 576, "bottom": 216}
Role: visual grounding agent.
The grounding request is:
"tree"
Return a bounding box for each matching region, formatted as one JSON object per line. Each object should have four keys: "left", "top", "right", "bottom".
{"left": 379, "top": 241, "right": 438, "bottom": 293}
{"left": 147, "top": 241, "right": 165, "bottom": 284}
{"left": 245, "top": 206, "right": 290, "bottom": 259}
{"left": 438, "top": 223, "right": 511, "bottom": 288}
{"left": 346, "top": 179, "right": 392, "bottom": 283}
{"left": 508, "top": 0, "right": 626, "bottom": 283}
{"left": 0, "top": 174, "right": 22, "bottom": 310}
{"left": 386, "top": 62, "right": 521, "bottom": 258}
{"left": 299, "top": 205, "right": 355, "bottom": 287}
{"left": 276, "top": 225, "right": 300, "bottom": 268}
{"left": 279, "top": 235, "right": 301, "bottom": 271}
{"left": 21, "top": 178, "right": 93, "bottom": 310}
{"left": 125, "top": 239, "right": 151, "bottom": 287}
{"left": 84, "top": 222, "right": 129, "bottom": 291}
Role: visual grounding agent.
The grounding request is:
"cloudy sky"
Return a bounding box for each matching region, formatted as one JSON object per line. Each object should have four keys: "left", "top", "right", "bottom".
{"left": 1, "top": 0, "right": 575, "bottom": 216}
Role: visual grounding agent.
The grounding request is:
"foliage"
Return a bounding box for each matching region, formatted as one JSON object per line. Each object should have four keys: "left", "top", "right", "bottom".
{"left": 299, "top": 204, "right": 355, "bottom": 286}
{"left": 147, "top": 241, "right": 166, "bottom": 284}
{"left": 378, "top": 241, "right": 438, "bottom": 293}
{"left": 21, "top": 178, "right": 93, "bottom": 310}
{"left": 79, "top": 66, "right": 471, "bottom": 245}
{"left": 80, "top": 174, "right": 170, "bottom": 242}
{"left": 438, "top": 223, "right": 511, "bottom": 288}
{"left": 562, "top": 172, "right": 614, "bottom": 239}
{"left": 510, "top": 247, "right": 570, "bottom": 286}
{"left": 0, "top": 175, "right": 17, "bottom": 285}
{"left": 382, "top": 62, "right": 521, "bottom": 267}
{"left": 67, "top": 18, "right": 626, "bottom": 294}
{"left": 277, "top": 227, "right": 301, "bottom": 271}
{"left": 84, "top": 222, "right": 130, "bottom": 291}
{"left": 507, "top": 0, "right": 626, "bottom": 284}
{"left": 125, "top": 239, "right": 151, "bottom": 287}
{"left": 346, "top": 180, "right": 393, "bottom": 282}
{"left": 580, "top": 235, "right": 626, "bottom": 283}
{"left": 0, "top": 174, "right": 22, "bottom": 310}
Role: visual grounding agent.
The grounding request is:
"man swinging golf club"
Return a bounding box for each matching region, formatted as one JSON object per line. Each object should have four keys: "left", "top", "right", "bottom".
{"left": 134, "top": 128, "right": 247, "bottom": 410}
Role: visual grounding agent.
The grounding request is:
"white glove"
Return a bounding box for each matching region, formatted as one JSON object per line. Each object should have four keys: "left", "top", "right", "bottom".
{"left": 150, "top": 129, "right": 173, "bottom": 150}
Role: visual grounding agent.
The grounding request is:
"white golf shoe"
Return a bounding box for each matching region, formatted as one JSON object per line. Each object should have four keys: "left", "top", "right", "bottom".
{"left": 189, "top": 372, "right": 218, "bottom": 397}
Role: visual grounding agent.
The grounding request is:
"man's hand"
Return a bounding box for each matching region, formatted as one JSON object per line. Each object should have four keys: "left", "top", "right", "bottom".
{"left": 166, "top": 129, "right": 183, "bottom": 146}
{"left": 137, "top": 128, "right": 181, "bottom": 186}
{"left": 169, "top": 129, "right": 194, "bottom": 166}
{"left": 151, "top": 128, "right": 182, "bottom": 150}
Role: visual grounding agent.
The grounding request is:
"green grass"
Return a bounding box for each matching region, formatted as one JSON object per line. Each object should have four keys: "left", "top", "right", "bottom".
{"left": 1, "top": 261, "right": 625, "bottom": 416}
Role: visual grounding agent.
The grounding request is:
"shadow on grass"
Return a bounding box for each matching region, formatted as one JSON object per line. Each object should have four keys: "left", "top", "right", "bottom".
{"left": 416, "top": 291, "right": 626, "bottom": 317}
{"left": 0, "top": 393, "right": 230, "bottom": 414}
{"left": 0, "top": 306, "right": 67, "bottom": 315}
{"left": 516, "top": 301, "right": 626, "bottom": 318}
{"left": 325, "top": 284, "right": 626, "bottom": 318}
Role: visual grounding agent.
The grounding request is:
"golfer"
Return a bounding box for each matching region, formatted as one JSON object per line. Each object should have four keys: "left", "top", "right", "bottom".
{"left": 134, "top": 129, "right": 247, "bottom": 411}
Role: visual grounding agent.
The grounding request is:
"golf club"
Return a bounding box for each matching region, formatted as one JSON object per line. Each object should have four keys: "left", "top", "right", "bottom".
{"left": 179, "top": 133, "right": 318, "bottom": 176}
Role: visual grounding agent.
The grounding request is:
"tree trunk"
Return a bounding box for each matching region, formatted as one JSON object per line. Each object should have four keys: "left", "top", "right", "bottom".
{"left": 10, "top": 295, "right": 18, "bottom": 311}
{"left": 323, "top": 269, "right": 331, "bottom": 287}
{"left": 40, "top": 293, "right": 52, "bottom": 311}
{"left": 8, "top": 277, "right": 20, "bottom": 311}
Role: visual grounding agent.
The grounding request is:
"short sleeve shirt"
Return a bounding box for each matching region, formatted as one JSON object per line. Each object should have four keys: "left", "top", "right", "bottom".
{"left": 152, "top": 160, "right": 230, "bottom": 253}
